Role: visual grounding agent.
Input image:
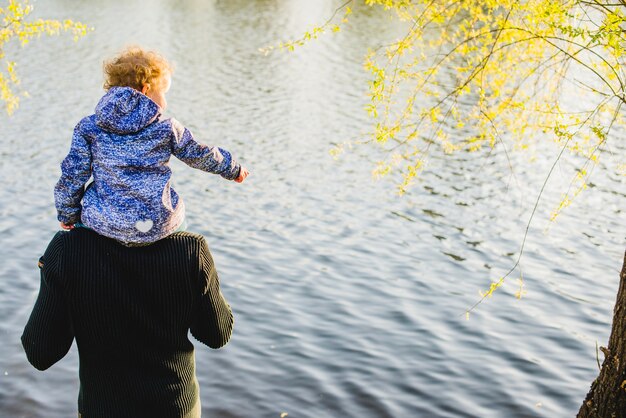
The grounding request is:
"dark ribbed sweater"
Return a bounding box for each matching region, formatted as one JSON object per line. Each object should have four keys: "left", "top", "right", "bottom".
{"left": 21, "top": 228, "right": 234, "bottom": 418}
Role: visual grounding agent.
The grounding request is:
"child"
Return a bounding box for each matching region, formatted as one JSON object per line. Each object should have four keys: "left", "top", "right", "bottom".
{"left": 54, "top": 46, "right": 249, "bottom": 245}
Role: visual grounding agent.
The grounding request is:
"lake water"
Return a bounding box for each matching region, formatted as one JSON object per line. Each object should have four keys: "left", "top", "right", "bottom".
{"left": 1, "top": 1, "right": 625, "bottom": 417}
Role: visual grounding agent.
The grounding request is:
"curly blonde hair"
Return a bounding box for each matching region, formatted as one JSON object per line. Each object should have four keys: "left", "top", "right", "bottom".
{"left": 103, "top": 46, "right": 173, "bottom": 92}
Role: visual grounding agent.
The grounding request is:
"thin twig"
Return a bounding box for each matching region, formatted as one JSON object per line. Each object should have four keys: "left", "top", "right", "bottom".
{"left": 464, "top": 94, "right": 612, "bottom": 315}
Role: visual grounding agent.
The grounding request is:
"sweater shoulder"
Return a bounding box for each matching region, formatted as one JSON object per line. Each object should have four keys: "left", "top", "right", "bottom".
{"left": 44, "top": 231, "right": 67, "bottom": 258}
{"left": 160, "top": 232, "right": 210, "bottom": 264}
{"left": 40, "top": 231, "right": 68, "bottom": 282}
{"left": 164, "top": 231, "right": 208, "bottom": 247}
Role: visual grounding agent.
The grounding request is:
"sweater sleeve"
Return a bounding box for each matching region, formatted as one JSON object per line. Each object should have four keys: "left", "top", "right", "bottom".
{"left": 190, "top": 238, "right": 234, "bottom": 349}
{"left": 21, "top": 233, "right": 74, "bottom": 371}
{"left": 169, "top": 118, "right": 241, "bottom": 181}
{"left": 54, "top": 120, "right": 93, "bottom": 224}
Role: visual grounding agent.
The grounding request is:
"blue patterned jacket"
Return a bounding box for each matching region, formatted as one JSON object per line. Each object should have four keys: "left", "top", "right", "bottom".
{"left": 54, "top": 87, "right": 241, "bottom": 244}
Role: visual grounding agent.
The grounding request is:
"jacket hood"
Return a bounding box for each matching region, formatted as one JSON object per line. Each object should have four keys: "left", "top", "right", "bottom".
{"left": 95, "top": 87, "right": 160, "bottom": 134}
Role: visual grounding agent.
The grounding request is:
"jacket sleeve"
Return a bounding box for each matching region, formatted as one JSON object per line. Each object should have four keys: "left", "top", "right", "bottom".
{"left": 21, "top": 233, "right": 74, "bottom": 371}
{"left": 190, "top": 238, "right": 234, "bottom": 349}
{"left": 169, "top": 118, "right": 241, "bottom": 180}
{"left": 54, "top": 120, "right": 93, "bottom": 224}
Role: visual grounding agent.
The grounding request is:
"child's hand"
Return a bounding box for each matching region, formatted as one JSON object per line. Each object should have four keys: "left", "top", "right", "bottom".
{"left": 235, "top": 167, "right": 249, "bottom": 183}
{"left": 60, "top": 222, "right": 75, "bottom": 230}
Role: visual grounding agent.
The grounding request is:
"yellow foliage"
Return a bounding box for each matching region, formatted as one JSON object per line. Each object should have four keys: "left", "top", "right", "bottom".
{"left": 269, "top": 0, "right": 623, "bottom": 231}
{"left": 347, "top": 0, "right": 626, "bottom": 238}
{"left": 479, "top": 278, "right": 504, "bottom": 299}
{"left": 267, "top": 1, "right": 626, "bottom": 305}
{"left": 514, "top": 278, "right": 526, "bottom": 300}
{"left": 0, "top": 0, "right": 90, "bottom": 114}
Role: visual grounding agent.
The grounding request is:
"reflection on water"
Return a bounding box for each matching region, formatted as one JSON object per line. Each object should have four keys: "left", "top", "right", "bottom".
{"left": 0, "top": 1, "right": 625, "bottom": 417}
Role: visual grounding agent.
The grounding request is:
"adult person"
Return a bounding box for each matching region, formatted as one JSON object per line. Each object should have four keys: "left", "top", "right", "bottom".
{"left": 21, "top": 228, "right": 234, "bottom": 418}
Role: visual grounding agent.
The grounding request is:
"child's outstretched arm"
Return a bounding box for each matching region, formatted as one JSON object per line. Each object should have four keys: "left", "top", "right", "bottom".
{"left": 169, "top": 119, "right": 243, "bottom": 181}
{"left": 54, "top": 119, "right": 93, "bottom": 227}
